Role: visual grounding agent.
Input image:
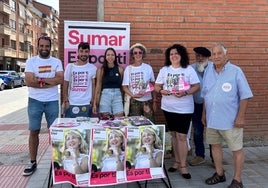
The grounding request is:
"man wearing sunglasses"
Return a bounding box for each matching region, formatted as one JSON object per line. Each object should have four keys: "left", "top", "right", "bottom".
{"left": 23, "top": 35, "right": 64, "bottom": 176}
{"left": 62, "top": 42, "right": 97, "bottom": 118}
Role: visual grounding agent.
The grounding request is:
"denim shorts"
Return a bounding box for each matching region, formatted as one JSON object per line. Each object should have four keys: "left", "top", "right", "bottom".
{"left": 28, "top": 97, "right": 59, "bottom": 131}
{"left": 65, "top": 104, "right": 92, "bottom": 118}
{"left": 99, "top": 88, "right": 123, "bottom": 115}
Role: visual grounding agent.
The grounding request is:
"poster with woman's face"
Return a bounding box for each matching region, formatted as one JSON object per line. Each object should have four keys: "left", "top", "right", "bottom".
{"left": 89, "top": 128, "right": 126, "bottom": 185}
{"left": 50, "top": 128, "right": 91, "bottom": 186}
{"left": 125, "top": 125, "right": 165, "bottom": 182}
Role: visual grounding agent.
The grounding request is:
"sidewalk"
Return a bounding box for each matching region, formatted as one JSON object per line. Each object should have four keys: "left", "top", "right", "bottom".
{"left": 0, "top": 108, "right": 268, "bottom": 188}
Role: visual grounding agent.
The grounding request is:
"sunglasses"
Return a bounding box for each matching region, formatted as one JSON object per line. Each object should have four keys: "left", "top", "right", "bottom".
{"left": 133, "top": 51, "right": 143, "bottom": 55}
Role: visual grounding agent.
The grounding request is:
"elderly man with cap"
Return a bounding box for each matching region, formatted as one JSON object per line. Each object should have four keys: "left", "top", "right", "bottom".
{"left": 189, "top": 46, "right": 213, "bottom": 166}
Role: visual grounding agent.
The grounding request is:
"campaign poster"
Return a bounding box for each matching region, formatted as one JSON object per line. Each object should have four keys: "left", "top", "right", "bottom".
{"left": 126, "top": 125, "right": 166, "bottom": 182}
{"left": 89, "top": 127, "right": 127, "bottom": 186}
{"left": 64, "top": 21, "right": 130, "bottom": 68}
{"left": 50, "top": 127, "right": 91, "bottom": 187}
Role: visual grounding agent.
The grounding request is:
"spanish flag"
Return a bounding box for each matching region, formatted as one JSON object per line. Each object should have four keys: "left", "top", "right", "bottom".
{"left": 39, "top": 65, "right": 52, "bottom": 73}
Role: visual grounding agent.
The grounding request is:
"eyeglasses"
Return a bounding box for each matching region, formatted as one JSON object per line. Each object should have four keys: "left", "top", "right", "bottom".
{"left": 133, "top": 51, "right": 143, "bottom": 55}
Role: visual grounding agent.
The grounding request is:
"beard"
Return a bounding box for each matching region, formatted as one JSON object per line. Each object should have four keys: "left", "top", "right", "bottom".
{"left": 78, "top": 55, "right": 89, "bottom": 62}
{"left": 39, "top": 50, "right": 50, "bottom": 58}
{"left": 196, "top": 61, "right": 208, "bottom": 73}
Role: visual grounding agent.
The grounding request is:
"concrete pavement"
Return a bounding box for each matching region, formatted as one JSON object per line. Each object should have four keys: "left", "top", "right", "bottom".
{"left": 0, "top": 88, "right": 268, "bottom": 187}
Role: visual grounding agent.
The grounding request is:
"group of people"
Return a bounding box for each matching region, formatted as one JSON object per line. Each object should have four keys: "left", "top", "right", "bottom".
{"left": 62, "top": 42, "right": 156, "bottom": 123}
{"left": 22, "top": 35, "right": 252, "bottom": 188}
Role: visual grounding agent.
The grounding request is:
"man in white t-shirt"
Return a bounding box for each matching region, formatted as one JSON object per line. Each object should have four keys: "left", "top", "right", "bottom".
{"left": 23, "top": 35, "right": 64, "bottom": 176}
{"left": 63, "top": 42, "right": 97, "bottom": 118}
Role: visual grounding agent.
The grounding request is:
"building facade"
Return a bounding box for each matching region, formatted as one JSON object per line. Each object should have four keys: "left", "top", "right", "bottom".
{"left": 0, "top": 0, "right": 59, "bottom": 72}
{"left": 59, "top": 0, "right": 268, "bottom": 144}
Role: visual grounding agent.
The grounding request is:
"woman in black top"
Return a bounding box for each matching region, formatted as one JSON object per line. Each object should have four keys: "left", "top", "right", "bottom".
{"left": 93, "top": 47, "right": 124, "bottom": 119}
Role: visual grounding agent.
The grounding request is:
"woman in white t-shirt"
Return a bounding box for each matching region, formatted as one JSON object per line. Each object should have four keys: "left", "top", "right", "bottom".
{"left": 135, "top": 126, "right": 163, "bottom": 169}
{"left": 61, "top": 130, "right": 89, "bottom": 174}
{"left": 122, "top": 43, "right": 157, "bottom": 122}
{"left": 155, "top": 44, "right": 200, "bottom": 179}
{"left": 101, "top": 129, "right": 125, "bottom": 172}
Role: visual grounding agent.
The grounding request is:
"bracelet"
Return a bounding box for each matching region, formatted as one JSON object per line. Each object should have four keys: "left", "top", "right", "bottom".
{"left": 153, "top": 99, "right": 158, "bottom": 102}
{"left": 64, "top": 101, "right": 69, "bottom": 103}
{"left": 39, "top": 78, "right": 44, "bottom": 87}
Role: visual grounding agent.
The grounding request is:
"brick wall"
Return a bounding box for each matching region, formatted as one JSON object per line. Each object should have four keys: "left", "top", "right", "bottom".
{"left": 60, "top": 0, "right": 268, "bottom": 143}
{"left": 58, "top": 0, "right": 98, "bottom": 63}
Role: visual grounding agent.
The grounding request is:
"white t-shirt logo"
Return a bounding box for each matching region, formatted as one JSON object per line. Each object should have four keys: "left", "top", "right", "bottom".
{"left": 222, "top": 83, "right": 232, "bottom": 92}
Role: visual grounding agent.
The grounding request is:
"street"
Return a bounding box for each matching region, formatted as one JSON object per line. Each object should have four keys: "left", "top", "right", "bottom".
{"left": 0, "top": 86, "right": 61, "bottom": 124}
{"left": 0, "top": 86, "right": 28, "bottom": 124}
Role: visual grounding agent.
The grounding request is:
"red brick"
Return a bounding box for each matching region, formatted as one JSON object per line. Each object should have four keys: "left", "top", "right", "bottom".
{"left": 60, "top": 0, "right": 268, "bottom": 141}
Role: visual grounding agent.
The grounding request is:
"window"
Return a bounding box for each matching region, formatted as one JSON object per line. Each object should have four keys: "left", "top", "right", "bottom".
{"left": 11, "top": 40, "right": 16, "bottom": 50}
{"left": 10, "top": 0, "right": 16, "bottom": 10}
{"left": 19, "top": 42, "right": 24, "bottom": 51}
{"left": 19, "top": 23, "right": 24, "bottom": 33}
{"left": 18, "top": 3, "right": 25, "bottom": 19}
{"left": 10, "top": 19, "right": 16, "bottom": 29}
{"left": 30, "top": 45, "right": 33, "bottom": 54}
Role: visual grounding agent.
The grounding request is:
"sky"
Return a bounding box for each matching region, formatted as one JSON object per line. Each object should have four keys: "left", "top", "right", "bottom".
{"left": 35, "top": 0, "right": 59, "bottom": 12}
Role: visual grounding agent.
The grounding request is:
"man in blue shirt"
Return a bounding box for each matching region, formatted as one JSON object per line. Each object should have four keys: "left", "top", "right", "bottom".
{"left": 202, "top": 43, "right": 253, "bottom": 188}
{"left": 189, "top": 47, "right": 213, "bottom": 166}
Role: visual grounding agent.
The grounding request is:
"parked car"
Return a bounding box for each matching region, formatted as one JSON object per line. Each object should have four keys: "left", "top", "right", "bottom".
{"left": 18, "top": 72, "right": 26, "bottom": 86}
{"left": 0, "top": 78, "right": 5, "bottom": 91}
{"left": 0, "top": 70, "right": 24, "bottom": 89}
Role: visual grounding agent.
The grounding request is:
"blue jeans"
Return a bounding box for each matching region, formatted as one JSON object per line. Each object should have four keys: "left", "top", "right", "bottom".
{"left": 28, "top": 97, "right": 59, "bottom": 131}
{"left": 192, "top": 103, "right": 205, "bottom": 158}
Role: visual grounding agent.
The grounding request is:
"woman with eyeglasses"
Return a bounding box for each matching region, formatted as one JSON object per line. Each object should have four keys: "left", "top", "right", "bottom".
{"left": 93, "top": 47, "right": 124, "bottom": 119}
{"left": 122, "top": 43, "right": 157, "bottom": 122}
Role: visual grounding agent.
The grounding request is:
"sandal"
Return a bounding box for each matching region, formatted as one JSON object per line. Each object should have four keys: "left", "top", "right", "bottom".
{"left": 168, "top": 161, "right": 180, "bottom": 172}
{"left": 228, "top": 179, "right": 243, "bottom": 188}
{"left": 205, "top": 172, "right": 226, "bottom": 185}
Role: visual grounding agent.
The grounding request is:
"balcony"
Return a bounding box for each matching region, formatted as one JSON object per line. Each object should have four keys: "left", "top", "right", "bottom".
{"left": 25, "top": 34, "right": 33, "bottom": 43}
{"left": 0, "top": 24, "right": 11, "bottom": 36}
{"left": 0, "top": 46, "right": 16, "bottom": 57}
{"left": 19, "top": 33, "right": 24, "bottom": 42}
{"left": 10, "top": 30, "right": 16, "bottom": 40}
{"left": 41, "top": 27, "right": 50, "bottom": 35}
{"left": 24, "top": 52, "right": 32, "bottom": 59}
{"left": 0, "top": 1, "right": 11, "bottom": 15}
{"left": 24, "top": 18, "right": 32, "bottom": 26}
